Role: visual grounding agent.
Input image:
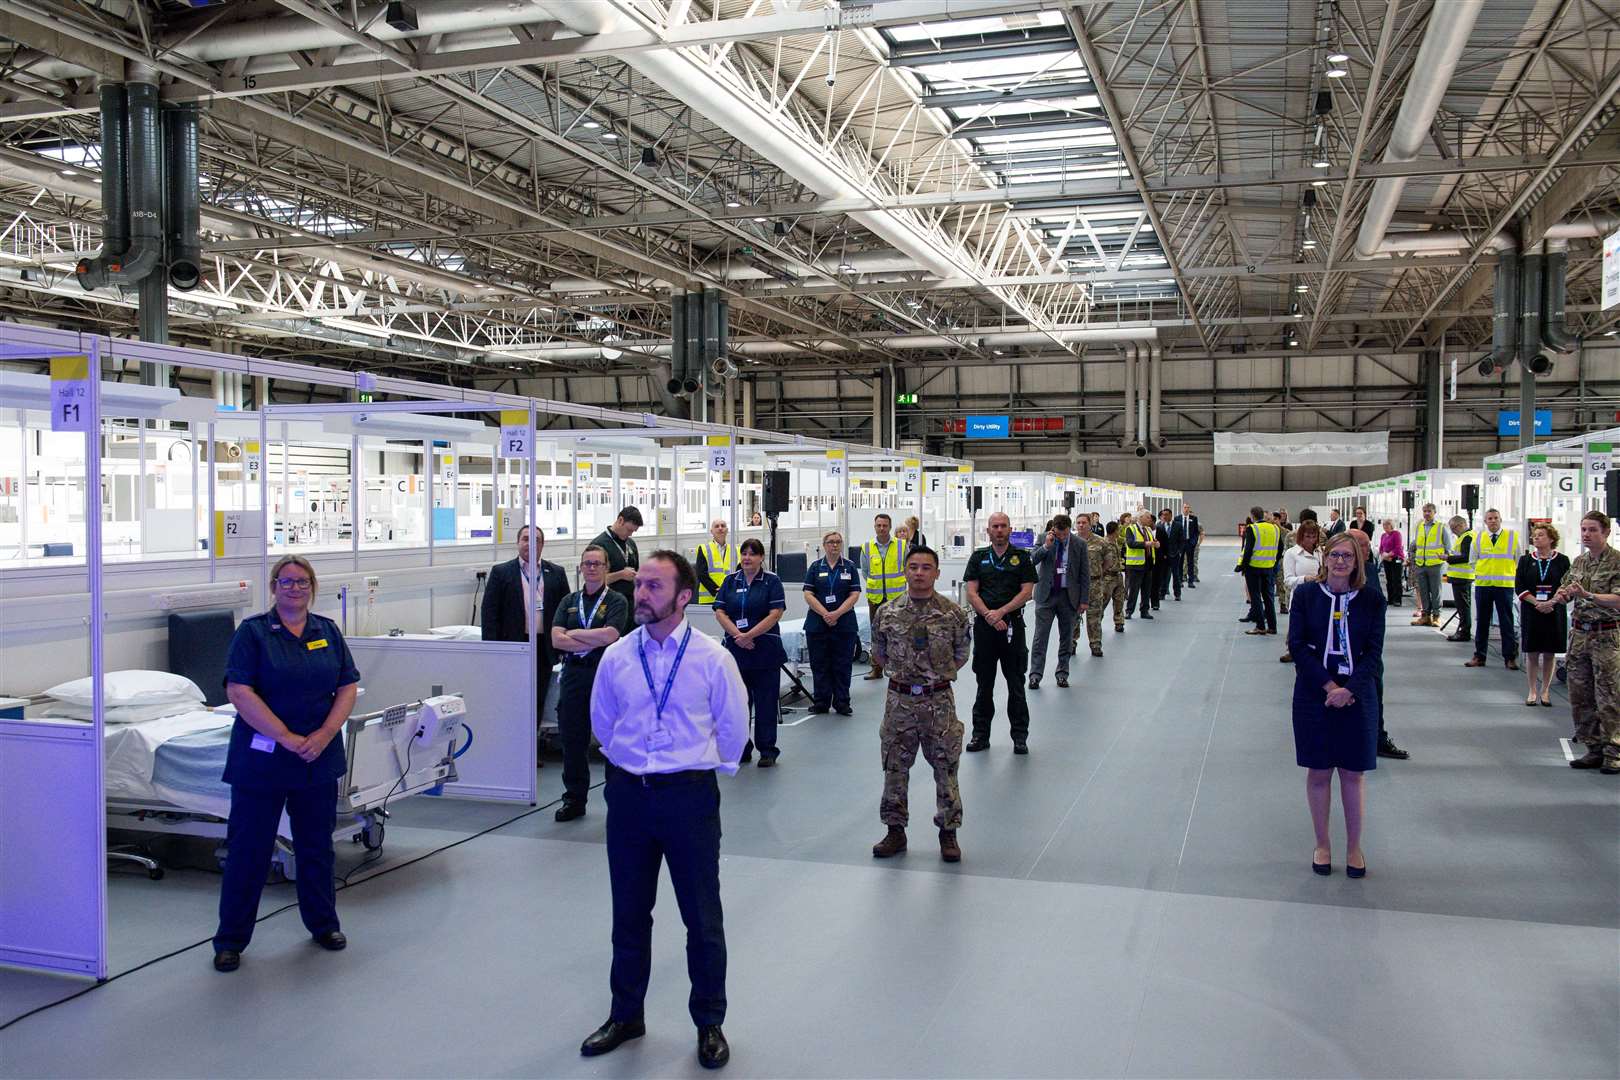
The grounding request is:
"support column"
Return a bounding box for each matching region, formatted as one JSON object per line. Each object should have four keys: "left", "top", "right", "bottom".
{"left": 1422, "top": 348, "right": 1442, "bottom": 468}
{"left": 742, "top": 377, "right": 755, "bottom": 430}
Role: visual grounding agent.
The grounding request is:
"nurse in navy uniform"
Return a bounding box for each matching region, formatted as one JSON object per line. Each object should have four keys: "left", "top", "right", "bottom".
{"left": 712, "top": 538, "right": 788, "bottom": 765}
{"left": 802, "top": 530, "right": 862, "bottom": 715}
{"left": 214, "top": 554, "right": 360, "bottom": 972}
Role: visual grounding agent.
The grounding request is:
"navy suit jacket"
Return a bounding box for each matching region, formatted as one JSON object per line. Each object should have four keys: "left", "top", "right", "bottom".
{"left": 482, "top": 557, "right": 570, "bottom": 659}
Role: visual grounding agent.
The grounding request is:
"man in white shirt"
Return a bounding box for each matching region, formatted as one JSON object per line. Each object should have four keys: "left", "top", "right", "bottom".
{"left": 584, "top": 551, "right": 748, "bottom": 1071}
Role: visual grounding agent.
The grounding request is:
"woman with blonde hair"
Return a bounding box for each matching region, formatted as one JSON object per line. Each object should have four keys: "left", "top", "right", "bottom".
{"left": 1287, "top": 532, "right": 1386, "bottom": 877}
{"left": 1516, "top": 522, "right": 1570, "bottom": 707}
{"left": 904, "top": 515, "right": 927, "bottom": 553}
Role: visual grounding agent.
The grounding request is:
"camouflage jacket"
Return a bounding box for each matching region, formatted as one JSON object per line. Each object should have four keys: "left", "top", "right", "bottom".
{"left": 1563, "top": 544, "right": 1620, "bottom": 627}
{"left": 872, "top": 592, "right": 971, "bottom": 683}
{"left": 1085, "top": 533, "right": 1119, "bottom": 580}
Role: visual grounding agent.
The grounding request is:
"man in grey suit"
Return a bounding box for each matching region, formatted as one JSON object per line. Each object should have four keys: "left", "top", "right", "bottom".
{"left": 1028, "top": 514, "right": 1090, "bottom": 689}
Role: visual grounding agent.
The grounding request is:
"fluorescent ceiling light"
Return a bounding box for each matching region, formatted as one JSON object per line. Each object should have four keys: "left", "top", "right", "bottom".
{"left": 582, "top": 120, "right": 601, "bottom": 129}
{"left": 1312, "top": 179, "right": 1328, "bottom": 187}
{"left": 1326, "top": 67, "right": 1347, "bottom": 78}
{"left": 1327, "top": 50, "right": 1349, "bottom": 63}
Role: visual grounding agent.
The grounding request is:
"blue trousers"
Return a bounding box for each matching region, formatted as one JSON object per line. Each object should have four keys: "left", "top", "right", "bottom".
{"left": 805, "top": 629, "right": 857, "bottom": 709}
{"left": 214, "top": 780, "right": 339, "bottom": 952}
{"left": 604, "top": 766, "right": 726, "bottom": 1027}
{"left": 739, "top": 663, "right": 780, "bottom": 758}
{"left": 1473, "top": 586, "right": 1518, "bottom": 661}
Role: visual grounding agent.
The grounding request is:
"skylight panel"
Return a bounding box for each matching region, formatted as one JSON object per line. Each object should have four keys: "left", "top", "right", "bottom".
{"left": 886, "top": 11, "right": 1063, "bottom": 43}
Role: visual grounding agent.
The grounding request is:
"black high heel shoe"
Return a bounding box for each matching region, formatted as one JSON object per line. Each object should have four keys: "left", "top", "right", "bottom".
{"left": 1346, "top": 864, "right": 1366, "bottom": 879}
{"left": 1312, "top": 860, "right": 1332, "bottom": 876}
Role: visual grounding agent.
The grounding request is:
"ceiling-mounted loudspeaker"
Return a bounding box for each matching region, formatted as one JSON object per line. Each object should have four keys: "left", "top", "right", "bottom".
{"left": 1526, "top": 352, "right": 1554, "bottom": 376}
{"left": 1314, "top": 90, "right": 1333, "bottom": 115}
{"left": 1302, "top": 190, "right": 1317, "bottom": 209}
{"left": 639, "top": 147, "right": 658, "bottom": 168}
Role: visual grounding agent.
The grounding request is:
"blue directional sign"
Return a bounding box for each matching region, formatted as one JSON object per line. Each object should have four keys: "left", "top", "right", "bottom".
{"left": 964, "top": 415, "right": 1010, "bottom": 438}
{"left": 1497, "top": 410, "right": 1552, "bottom": 436}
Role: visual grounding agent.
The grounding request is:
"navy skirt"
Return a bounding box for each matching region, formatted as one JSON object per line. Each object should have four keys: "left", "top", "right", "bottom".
{"left": 1291, "top": 670, "right": 1378, "bottom": 771}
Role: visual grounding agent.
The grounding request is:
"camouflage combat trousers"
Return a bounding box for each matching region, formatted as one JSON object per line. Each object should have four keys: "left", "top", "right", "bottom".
{"left": 1567, "top": 629, "right": 1620, "bottom": 762}
{"left": 1275, "top": 561, "right": 1290, "bottom": 614}
{"left": 879, "top": 688, "right": 964, "bottom": 829}
{"left": 1081, "top": 574, "right": 1127, "bottom": 648}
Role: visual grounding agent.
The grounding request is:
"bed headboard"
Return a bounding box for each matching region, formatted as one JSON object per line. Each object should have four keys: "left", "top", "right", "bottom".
{"left": 167, "top": 610, "right": 237, "bottom": 707}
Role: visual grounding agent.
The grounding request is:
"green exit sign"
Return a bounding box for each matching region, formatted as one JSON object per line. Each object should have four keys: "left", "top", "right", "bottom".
{"left": 896, "top": 392, "right": 918, "bottom": 405}
{"left": 357, "top": 391, "right": 374, "bottom": 403}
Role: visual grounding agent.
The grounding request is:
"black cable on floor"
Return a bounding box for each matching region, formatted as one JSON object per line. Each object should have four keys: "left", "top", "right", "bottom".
{"left": 0, "top": 776, "right": 604, "bottom": 1034}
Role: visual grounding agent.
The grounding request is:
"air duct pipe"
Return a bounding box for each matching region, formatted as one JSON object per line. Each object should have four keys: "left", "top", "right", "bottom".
{"left": 76, "top": 86, "right": 129, "bottom": 287}
{"left": 1487, "top": 245, "right": 1520, "bottom": 375}
{"left": 76, "top": 81, "right": 162, "bottom": 289}
{"left": 1540, "top": 240, "right": 1579, "bottom": 353}
{"left": 1148, "top": 343, "right": 1165, "bottom": 449}
{"left": 667, "top": 289, "right": 687, "bottom": 397}
{"left": 1372, "top": 214, "right": 1619, "bottom": 255}
{"left": 1355, "top": 0, "right": 1486, "bottom": 258}
{"left": 1136, "top": 340, "right": 1149, "bottom": 453}
{"left": 165, "top": 102, "right": 202, "bottom": 291}
{"left": 1519, "top": 244, "right": 1544, "bottom": 375}
{"left": 1120, "top": 342, "right": 1137, "bottom": 449}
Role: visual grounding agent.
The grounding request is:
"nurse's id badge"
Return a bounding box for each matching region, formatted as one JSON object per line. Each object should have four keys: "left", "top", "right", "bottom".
{"left": 307, "top": 638, "right": 329, "bottom": 650}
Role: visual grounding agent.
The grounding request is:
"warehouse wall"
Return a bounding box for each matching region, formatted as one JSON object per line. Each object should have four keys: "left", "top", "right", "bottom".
{"left": 1180, "top": 490, "right": 1329, "bottom": 535}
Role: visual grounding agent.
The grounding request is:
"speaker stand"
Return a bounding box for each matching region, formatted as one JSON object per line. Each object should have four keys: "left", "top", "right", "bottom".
{"left": 767, "top": 511, "right": 779, "bottom": 572}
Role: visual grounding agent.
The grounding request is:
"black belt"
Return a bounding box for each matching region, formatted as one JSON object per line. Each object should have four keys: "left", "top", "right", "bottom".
{"left": 606, "top": 764, "right": 715, "bottom": 787}
{"left": 889, "top": 679, "right": 951, "bottom": 697}
{"left": 561, "top": 652, "right": 602, "bottom": 665}
{"left": 1573, "top": 619, "right": 1620, "bottom": 633}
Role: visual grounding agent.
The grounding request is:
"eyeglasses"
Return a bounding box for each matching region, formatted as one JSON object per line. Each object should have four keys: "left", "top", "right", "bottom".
{"left": 580, "top": 560, "right": 606, "bottom": 569}
{"left": 1324, "top": 552, "right": 1357, "bottom": 561}
{"left": 275, "top": 577, "right": 313, "bottom": 590}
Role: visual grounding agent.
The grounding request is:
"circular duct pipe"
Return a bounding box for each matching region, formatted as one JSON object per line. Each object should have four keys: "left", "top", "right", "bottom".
{"left": 1525, "top": 353, "right": 1555, "bottom": 376}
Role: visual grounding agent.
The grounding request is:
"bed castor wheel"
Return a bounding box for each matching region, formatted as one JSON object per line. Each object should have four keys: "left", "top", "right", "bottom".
{"left": 148, "top": 867, "right": 165, "bottom": 881}
{"left": 360, "top": 822, "right": 384, "bottom": 851}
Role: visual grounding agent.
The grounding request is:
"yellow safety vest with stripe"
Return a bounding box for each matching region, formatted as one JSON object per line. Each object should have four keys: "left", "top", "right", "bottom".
{"left": 1413, "top": 520, "right": 1447, "bottom": 567}
{"left": 1248, "top": 521, "right": 1281, "bottom": 570}
{"left": 1445, "top": 531, "right": 1475, "bottom": 582}
{"left": 696, "top": 541, "right": 737, "bottom": 604}
{"left": 1123, "top": 524, "right": 1150, "bottom": 567}
{"left": 1473, "top": 528, "right": 1518, "bottom": 588}
{"left": 864, "top": 539, "right": 905, "bottom": 603}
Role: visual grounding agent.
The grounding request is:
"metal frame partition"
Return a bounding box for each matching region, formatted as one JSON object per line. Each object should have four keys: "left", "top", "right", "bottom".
{"left": 1483, "top": 427, "right": 1619, "bottom": 547}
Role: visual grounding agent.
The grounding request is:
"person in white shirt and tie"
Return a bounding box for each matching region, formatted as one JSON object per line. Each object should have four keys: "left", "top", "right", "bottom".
{"left": 583, "top": 551, "right": 748, "bottom": 1071}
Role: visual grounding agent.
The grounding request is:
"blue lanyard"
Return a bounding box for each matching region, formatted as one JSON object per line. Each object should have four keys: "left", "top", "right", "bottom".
{"left": 637, "top": 626, "right": 692, "bottom": 729}
{"left": 577, "top": 587, "right": 607, "bottom": 629}
{"left": 1534, "top": 556, "right": 1554, "bottom": 584}
{"left": 985, "top": 547, "right": 1010, "bottom": 572}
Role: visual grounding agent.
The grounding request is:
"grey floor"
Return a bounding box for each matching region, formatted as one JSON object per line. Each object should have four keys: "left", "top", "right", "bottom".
{"left": 4, "top": 544, "right": 1617, "bottom": 1079}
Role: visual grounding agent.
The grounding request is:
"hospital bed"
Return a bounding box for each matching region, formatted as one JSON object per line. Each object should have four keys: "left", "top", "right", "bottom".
{"left": 96, "top": 695, "right": 465, "bottom": 880}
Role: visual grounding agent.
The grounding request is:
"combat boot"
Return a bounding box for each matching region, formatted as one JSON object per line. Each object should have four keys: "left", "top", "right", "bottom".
{"left": 938, "top": 829, "right": 961, "bottom": 863}
{"left": 1569, "top": 751, "right": 1604, "bottom": 769}
{"left": 871, "top": 826, "right": 907, "bottom": 858}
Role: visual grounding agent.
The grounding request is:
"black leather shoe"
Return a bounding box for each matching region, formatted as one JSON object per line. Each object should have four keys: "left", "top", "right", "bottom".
{"left": 581, "top": 1019, "right": 645, "bottom": 1057}
{"left": 1012, "top": 742, "right": 1029, "bottom": 755}
{"left": 1140, "top": 613, "right": 1154, "bottom": 620}
{"left": 314, "top": 931, "right": 346, "bottom": 951}
{"left": 834, "top": 705, "right": 853, "bottom": 716}
{"left": 1055, "top": 674, "right": 1069, "bottom": 688}
{"left": 1027, "top": 675, "right": 1040, "bottom": 690}
{"left": 1376, "top": 737, "right": 1409, "bottom": 760}
{"left": 698, "top": 1025, "right": 730, "bottom": 1069}
{"left": 757, "top": 755, "right": 777, "bottom": 768}
{"left": 807, "top": 704, "right": 829, "bottom": 715}
{"left": 213, "top": 950, "right": 240, "bottom": 972}
{"left": 965, "top": 738, "right": 989, "bottom": 753}
{"left": 555, "top": 801, "right": 586, "bottom": 822}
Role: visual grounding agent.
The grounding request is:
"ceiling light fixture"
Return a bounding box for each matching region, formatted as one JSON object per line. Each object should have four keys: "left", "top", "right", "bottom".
{"left": 752, "top": 216, "right": 768, "bottom": 223}
{"left": 1296, "top": 283, "right": 1309, "bottom": 292}
{"left": 1326, "top": 66, "right": 1348, "bottom": 79}
{"left": 1312, "top": 156, "right": 1330, "bottom": 168}
{"left": 1312, "top": 178, "right": 1329, "bottom": 187}
{"left": 601, "top": 131, "right": 618, "bottom": 140}
{"left": 1303, "top": 239, "right": 1317, "bottom": 248}
{"left": 724, "top": 199, "right": 742, "bottom": 208}
{"left": 581, "top": 120, "right": 601, "bottom": 129}
{"left": 1327, "top": 49, "right": 1349, "bottom": 63}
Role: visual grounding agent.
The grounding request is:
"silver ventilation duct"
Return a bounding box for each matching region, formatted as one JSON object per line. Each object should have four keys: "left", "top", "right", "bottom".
{"left": 1120, "top": 342, "right": 1137, "bottom": 449}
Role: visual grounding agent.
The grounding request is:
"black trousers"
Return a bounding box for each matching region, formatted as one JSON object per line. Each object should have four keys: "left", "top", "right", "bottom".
{"left": 1165, "top": 549, "right": 1185, "bottom": 598}
{"left": 1449, "top": 578, "right": 1472, "bottom": 637}
{"left": 1152, "top": 558, "right": 1170, "bottom": 603}
{"left": 738, "top": 663, "right": 780, "bottom": 758}
{"left": 215, "top": 780, "right": 339, "bottom": 953}
{"left": 557, "top": 661, "right": 599, "bottom": 806}
{"left": 1183, "top": 545, "right": 1199, "bottom": 583}
{"left": 806, "top": 629, "right": 857, "bottom": 709}
{"left": 1383, "top": 561, "right": 1403, "bottom": 604}
{"left": 537, "top": 649, "right": 556, "bottom": 733}
{"left": 971, "top": 615, "right": 1030, "bottom": 742}
{"left": 1244, "top": 568, "right": 1277, "bottom": 632}
{"left": 1473, "top": 585, "right": 1518, "bottom": 661}
{"left": 1125, "top": 566, "right": 1153, "bottom": 615}
{"left": 604, "top": 766, "right": 726, "bottom": 1027}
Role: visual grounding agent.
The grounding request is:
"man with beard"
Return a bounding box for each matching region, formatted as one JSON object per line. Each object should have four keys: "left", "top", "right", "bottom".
{"left": 584, "top": 551, "right": 748, "bottom": 1070}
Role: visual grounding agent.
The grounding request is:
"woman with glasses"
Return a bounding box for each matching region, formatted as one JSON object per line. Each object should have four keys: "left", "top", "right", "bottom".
{"left": 713, "top": 537, "right": 788, "bottom": 765}
{"left": 213, "top": 554, "right": 360, "bottom": 972}
{"left": 1516, "top": 523, "right": 1569, "bottom": 707}
{"left": 1279, "top": 520, "right": 1324, "bottom": 664}
{"left": 1287, "top": 532, "right": 1385, "bottom": 879}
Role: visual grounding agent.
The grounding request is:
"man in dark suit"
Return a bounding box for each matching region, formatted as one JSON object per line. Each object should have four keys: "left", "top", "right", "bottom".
{"left": 1173, "top": 502, "right": 1202, "bottom": 590}
{"left": 1028, "top": 514, "right": 1090, "bottom": 689}
{"left": 482, "top": 525, "right": 571, "bottom": 742}
{"left": 1153, "top": 509, "right": 1175, "bottom": 606}
{"left": 1325, "top": 509, "right": 1347, "bottom": 538}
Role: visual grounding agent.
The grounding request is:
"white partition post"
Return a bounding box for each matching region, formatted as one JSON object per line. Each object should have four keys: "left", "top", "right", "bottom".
{"left": 0, "top": 338, "right": 108, "bottom": 979}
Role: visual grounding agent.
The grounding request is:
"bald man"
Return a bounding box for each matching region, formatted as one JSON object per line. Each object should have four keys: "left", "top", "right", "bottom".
{"left": 963, "top": 512, "right": 1038, "bottom": 754}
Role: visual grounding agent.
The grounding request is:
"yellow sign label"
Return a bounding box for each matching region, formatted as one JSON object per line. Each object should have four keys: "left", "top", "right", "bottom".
{"left": 903, "top": 458, "right": 920, "bottom": 468}
{"left": 499, "top": 409, "right": 528, "bottom": 427}
{"left": 957, "top": 465, "right": 973, "bottom": 474}
{"left": 706, "top": 435, "right": 731, "bottom": 447}
{"left": 826, "top": 449, "right": 845, "bottom": 460}
{"left": 50, "top": 354, "right": 90, "bottom": 381}
{"left": 306, "top": 638, "right": 329, "bottom": 650}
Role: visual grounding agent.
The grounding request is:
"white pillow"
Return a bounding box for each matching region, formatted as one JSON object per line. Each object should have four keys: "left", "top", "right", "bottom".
{"left": 429, "top": 625, "right": 483, "bottom": 641}
{"left": 43, "top": 700, "right": 206, "bottom": 724}
{"left": 44, "top": 670, "right": 206, "bottom": 709}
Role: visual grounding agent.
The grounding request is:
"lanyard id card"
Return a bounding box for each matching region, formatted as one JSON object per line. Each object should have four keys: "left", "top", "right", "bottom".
{"left": 250, "top": 733, "right": 276, "bottom": 753}
{"left": 638, "top": 626, "right": 693, "bottom": 755}
{"left": 646, "top": 728, "right": 674, "bottom": 751}
{"left": 735, "top": 616, "right": 750, "bottom": 629}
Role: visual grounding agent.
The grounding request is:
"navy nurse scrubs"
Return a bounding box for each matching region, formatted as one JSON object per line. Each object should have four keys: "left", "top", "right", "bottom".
{"left": 802, "top": 555, "right": 861, "bottom": 713}
{"left": 214, "top": 605, "right": 359, "bottom": 958}
{"left": 714, "top": 568, "right": 787, "bottom": 762}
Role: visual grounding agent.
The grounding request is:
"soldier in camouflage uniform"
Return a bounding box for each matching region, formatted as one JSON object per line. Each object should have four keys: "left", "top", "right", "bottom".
{"left": 1274, "top": 511, "right": 1296, "bottom": 615}
{"left": 1076, "top": 517, "right": 1124, "bottom": 656}
{"left": 1554, "top": 510, "right": 1620, "bottom": 773}
{"left": 870, "top": 544, "right": 973, "bottom": 862}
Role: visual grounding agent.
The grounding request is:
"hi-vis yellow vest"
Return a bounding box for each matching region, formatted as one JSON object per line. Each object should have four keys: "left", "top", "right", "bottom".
{"left": 697, "top": 541, "right": 736, "bottom": 603}
{"left": 1445, "top": 531, "right": 1475, "bottom": 582}
{"left": 1123, "top": 525, "right": 1149, "bottom": 567}
{"left": 1248, "top": 521, "right": 1281, "bottom": 569}
{"left": 1413, "top": 520, "right": 1447, "bottom": 566}
{"left": 865, "top": 539, "right": 905, "bottom": 603}
{"left": 1473, "top": 529, "right": 1518, "bottom": 588}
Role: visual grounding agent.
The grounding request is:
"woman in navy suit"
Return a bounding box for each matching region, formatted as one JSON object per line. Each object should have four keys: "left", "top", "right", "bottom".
{"left": 1288, "top": 531, "right": 1385, "bottom": 879}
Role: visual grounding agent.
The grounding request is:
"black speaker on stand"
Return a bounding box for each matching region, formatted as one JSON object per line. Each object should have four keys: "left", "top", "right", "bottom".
{"left": 1461, "top": 482, "right": 1479, "bottom": 528}
{"left": 1607, "top": 470, "right": 1619, "bottom": 518}
{"left": 763, "top": 469, "right": 790, "bottom": 570}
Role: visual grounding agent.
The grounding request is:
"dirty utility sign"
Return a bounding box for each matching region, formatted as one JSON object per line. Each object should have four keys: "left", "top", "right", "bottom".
{"left": 50, "top": 355, "right": 91, "bottom": 432}
{"left": 1497, "top": 410, "right": 1552, "bottom": 437}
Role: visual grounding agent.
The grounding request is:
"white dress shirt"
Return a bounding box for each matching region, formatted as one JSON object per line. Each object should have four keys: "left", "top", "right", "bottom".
{"left": 590, "top": 619, "right": 749, "bottom": 775}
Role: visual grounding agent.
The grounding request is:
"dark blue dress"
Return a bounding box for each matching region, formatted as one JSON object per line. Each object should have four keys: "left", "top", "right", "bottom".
{"left": 1287, "top": 583, "right": 1385, "bottom": 771}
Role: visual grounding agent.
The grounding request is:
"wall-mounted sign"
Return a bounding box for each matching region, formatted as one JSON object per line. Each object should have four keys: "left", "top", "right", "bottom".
{"left": 826, "top": 449, "right": 846, "bottom": 479}
{"left": 498, "top": 409, "right": 531, "bottom": 458}
{"left": 964, "top": 415, "right": 1010, "bottom": 439}
{"left": 49, "top": 355, "right": 90, "bottom": 433}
